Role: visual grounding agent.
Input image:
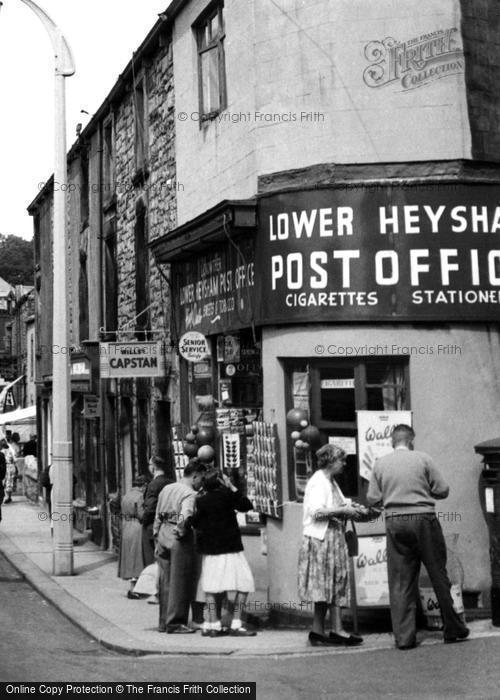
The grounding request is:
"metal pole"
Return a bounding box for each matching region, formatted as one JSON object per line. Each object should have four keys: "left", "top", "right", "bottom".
{"left": 17, "top": 0, "right": 75, "bottom": 575}
{"left": 52, "top": 66, "right": 73, "bottom": 574}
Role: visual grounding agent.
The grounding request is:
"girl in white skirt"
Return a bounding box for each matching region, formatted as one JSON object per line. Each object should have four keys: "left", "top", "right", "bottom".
{"left": 192, "top": 469, "right": 256, "bottom": 637}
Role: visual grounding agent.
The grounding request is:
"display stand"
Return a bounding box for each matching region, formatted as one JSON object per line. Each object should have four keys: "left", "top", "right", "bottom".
{"left": 246, "top": 421, "right": 282, "bottom": 519}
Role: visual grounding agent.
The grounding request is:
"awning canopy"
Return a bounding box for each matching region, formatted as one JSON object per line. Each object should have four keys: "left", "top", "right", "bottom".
{"left": 0, "top": 405, "right": 36, "bottom": 425}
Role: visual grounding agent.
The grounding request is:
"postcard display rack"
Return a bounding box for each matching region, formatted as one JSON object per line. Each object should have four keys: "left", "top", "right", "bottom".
{"left": 172, "top": 426, "right": 189, "bottom": 481}
{"left": 246, "top": 421, "right": 282, "bottom": 519}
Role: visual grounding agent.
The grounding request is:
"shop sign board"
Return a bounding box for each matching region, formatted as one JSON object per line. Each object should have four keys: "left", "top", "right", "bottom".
{"left": 83, "top": 395, "right": 101, "bottom": 419}
{"left": 100, "top": 342, "right": 165, "bottom": 378}
{"left": 178, "top": 332, "right": 210, "bottom": 362}
{"left": 354, "top": 536, "right": 390, "bottom": 607}
{"left": 174, "top": 238, "right": 256, "bottom": 335}
{"left": 357, "top": 410, "right": 413, "bottom": 480}
{"left": 256, "top": 185, "right": 500, "bottom": 323}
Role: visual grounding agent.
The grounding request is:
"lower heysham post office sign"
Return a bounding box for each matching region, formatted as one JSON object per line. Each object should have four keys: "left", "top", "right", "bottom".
{"left": 255, "top": 184, "right": 500, "bottom": 322}
{"left": 100, "top": 342, "right": 166, "bottom": 378}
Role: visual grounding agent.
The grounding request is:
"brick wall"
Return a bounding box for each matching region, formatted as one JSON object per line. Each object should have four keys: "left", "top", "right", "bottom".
{"left": 461, "top": 0, "right": 500, "bottom": 160}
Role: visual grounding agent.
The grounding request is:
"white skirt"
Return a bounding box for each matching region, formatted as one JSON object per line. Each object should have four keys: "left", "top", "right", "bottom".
{"left": 201, "top": 551, "right": 255, "bottom": 594}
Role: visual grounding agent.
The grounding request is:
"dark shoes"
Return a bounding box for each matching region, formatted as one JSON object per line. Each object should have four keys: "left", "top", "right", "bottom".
{"left": 3, "top": 498, "right": 12, "bottom": 504}
{"left": 201, "top": 627, "right": 229, "bottom": 638}
{"left": 167, "top": 624, "right": 196, "bottom": 634}
{"left": 308, "top": 631, "right": 362, "bottom": 647}
{"left": 397, "top": 642, "right": 418, "bottom": 650}
{"left": 444, "top": 628, "right": 470, "bottom": 644}
{"left": 159, "top": 624, "right": 196, "bottom": 634}
{"left": 127, "top": 591, "right": 141, "bottom": 600}
{"left": 329, "top": 632, "right": 363, "bottom": 646}
{"left": 229, "top": 627, "right": 257, "bottom": 637}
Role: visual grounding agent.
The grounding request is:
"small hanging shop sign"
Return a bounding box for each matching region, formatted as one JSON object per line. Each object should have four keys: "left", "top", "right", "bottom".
{"left": 178, "top": 331, "right": 210, "bottom": 363}
{"left": 100, "top": 341, "right": 166, "bottom": 378}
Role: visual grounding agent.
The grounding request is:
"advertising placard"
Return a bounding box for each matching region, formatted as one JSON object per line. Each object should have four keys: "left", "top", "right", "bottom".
{"left": 174, "top": 238, "right": 255, "bottom": 336}
{"left": 100, "top": 342, "right": 166, "bottom": 378}
{"left": 178, "top": 332, "right": 210, "bottom": 362}
{"left": 256, "top": 184, "right": 500, "bottom": 323}
{"left": 354, "top": 535, "right": 390, "bottom": 607}
{"left": 357, "top": 410, "right": 413, "bottom": 480}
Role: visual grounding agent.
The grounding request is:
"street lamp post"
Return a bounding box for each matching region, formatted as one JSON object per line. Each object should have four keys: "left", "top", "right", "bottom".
{"left": 9, "top": 0, "right": 75, "bottom": 574}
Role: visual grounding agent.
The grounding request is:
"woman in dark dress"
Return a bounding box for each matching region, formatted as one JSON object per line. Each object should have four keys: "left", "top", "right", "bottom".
{"left": 192, "top": 469, "right": 256, "bottom": 638}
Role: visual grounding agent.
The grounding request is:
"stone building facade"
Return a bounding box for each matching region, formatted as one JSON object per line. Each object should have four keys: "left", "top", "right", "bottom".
{"left": 28, "top": 17, "right": 178, "bottom": 547}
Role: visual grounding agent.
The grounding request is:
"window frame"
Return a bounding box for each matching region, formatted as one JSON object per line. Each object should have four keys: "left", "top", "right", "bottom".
{"left": 134, "top": 78, "right": 148, "bottom": 173}
{"left": 284, "top": 357, "right": 411, "bottom": 502}
{"left": 102, "top": 115, "right": 115, "bottom": 203}
{"left": 195, "top": 1, "right": 227, "bottom": 122}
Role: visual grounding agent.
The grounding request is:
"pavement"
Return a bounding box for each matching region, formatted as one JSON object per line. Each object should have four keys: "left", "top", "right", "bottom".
{"left": 1, "top": 494, "right": 500, "bottom": 658}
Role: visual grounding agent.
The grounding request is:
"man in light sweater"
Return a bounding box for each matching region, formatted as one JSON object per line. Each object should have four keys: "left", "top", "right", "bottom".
{"left": 367, "top": 424, "right": 469, "bottom": 649}
{"left": 153, "top": 459, "right": 206, "bottom": 634}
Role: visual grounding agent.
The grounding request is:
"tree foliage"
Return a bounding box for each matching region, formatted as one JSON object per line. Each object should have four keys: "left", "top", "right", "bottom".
{"left": 0, "top": 234, "right": 34, "bottom": 286}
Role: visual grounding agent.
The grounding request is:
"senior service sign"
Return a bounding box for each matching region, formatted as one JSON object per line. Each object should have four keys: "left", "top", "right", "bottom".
{"left": 255, "top": 184, "right": 500, "bottom": 323}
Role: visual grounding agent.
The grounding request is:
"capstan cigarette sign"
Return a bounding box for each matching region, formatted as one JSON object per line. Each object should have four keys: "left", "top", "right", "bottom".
{"left": 100, "top": 342, "right": 166, "bottom": 378}
{"left": 255, "top": 184, "right": 500, "bottom": 323}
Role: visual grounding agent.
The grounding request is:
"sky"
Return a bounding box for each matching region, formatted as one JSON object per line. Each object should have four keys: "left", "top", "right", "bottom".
{"left": 0, "top": 0, "right": 172, "bottom": 239}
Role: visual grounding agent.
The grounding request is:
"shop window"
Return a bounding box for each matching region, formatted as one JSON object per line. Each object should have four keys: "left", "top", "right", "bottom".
{"left": 286, "top": 358, "right": 409, "bottom": 501}
{"left": 195, "top": 1, "right": 227, "bottom": 121}
{"left": 137, "top": 398, "right": 150, "bottom": 478}
{"left": 155, "top": 400, "right": 175, "bottom": 481}
{"left": 105, "top": 395, "right": 117, "bottom": 493}
{"left": 120, "top": 397, "right": 134, "bottom": 491}
{"left": 79, "top": 250, "right": 89, "bottom": 341}
{"left": 104, "top": 219, "right": 118, "bottom": 339}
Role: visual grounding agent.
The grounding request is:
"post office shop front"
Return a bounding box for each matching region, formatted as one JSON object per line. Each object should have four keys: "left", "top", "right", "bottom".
{"left": 255, "top": 183, "right": 500, "bottom": 616}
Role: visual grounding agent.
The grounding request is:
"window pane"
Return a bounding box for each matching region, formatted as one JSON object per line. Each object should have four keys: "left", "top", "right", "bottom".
{"left": 366, "top": 362, "right": 406, "bottom": 410}
{"left": 319, "top": 367, "right": 355, "bottom": 422}
{"left": 201, "top": 47, "right": 220, "bottom": 113}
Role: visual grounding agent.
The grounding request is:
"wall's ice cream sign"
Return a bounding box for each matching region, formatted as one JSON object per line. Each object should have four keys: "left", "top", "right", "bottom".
{"left": 363, "top": 28, "right": 464, "bottom": 90}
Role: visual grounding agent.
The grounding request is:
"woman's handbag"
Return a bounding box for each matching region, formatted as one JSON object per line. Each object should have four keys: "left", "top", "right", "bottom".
{"left": 345, "top": 520, "right": 358, "bottom": 557}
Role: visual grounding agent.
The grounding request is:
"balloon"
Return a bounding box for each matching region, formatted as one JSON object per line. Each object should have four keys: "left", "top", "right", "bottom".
{"left": 295, "top": 440, "right": 304, "bottom": 449}
{"left": 300, "top": 419, "right": 309, "bottom": 428}
{"left": 291, "top": 431, "right": 301, "bottom": 441}
{"left": 196, "top": 426, "right": 215, "bottom": 445}
{"left": 183, "top": 442, "right": 198, "bottom": 458}
{"left": 197, "top": 444, "right": 215, "bottom": 462}
{"left": 300, "top": 425, "right": 321, "bottom": 447}
{"left": 190, "top": 425, "right": 199, "bottom": 434}
{"left": 185, "top": 432, "right": 196, "bottom": 443}
{"left": 286, "top": 408, "right": 309, "bottom": 429}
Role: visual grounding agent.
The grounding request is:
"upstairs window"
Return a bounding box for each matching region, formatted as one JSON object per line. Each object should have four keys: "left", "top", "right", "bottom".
{"left": 102, "top": 117, "right": 115, "bottom": 200}
{"left": 134, "top": 79, "right": 147, "bottom": 171}
{"left": 196, "top": 2, "right": 226, "bottom": 121}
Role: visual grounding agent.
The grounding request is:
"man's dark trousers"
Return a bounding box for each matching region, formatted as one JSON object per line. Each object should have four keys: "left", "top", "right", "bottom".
{"left": 386, "top": 513, "right": 468, "bottom": 648}
{"left": 157, "top": 534, "right": 197, "bottom": 631}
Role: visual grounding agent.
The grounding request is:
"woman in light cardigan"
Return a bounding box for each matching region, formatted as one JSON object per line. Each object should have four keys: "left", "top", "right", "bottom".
{"left": 298, "top": 443, "right": 363, "bottom": 647}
